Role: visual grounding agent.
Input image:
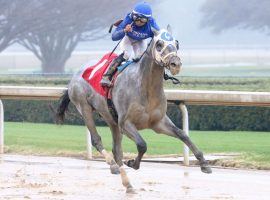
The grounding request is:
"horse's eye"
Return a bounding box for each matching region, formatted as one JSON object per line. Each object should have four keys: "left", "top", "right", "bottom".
{"left": 175, "top": 40, "right": 179, "bottom": 50}
{"left": 156, "top": 40, "right": 164, "bottom": 51}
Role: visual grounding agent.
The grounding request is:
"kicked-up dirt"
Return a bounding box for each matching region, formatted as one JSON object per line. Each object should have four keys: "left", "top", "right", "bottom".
{"left": 0, "top": 154, "right": 269, "bottom": 200}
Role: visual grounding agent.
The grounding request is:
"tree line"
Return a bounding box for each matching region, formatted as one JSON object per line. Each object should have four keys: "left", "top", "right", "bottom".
{"left": 0, "top": 0, "right": 137, "bottom": 73}
{"left": 1, "top": 0, "right": 268, "bottom": 73}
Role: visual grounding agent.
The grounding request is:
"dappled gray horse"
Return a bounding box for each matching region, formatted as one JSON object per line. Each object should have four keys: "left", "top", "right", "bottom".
{"left": 56, "top": 27, "right": 212, "bottom": 193}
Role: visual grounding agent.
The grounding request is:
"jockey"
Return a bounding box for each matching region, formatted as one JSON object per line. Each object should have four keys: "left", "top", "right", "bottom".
{"left": 100, "top": 1, "right": 160, "bottom": 87}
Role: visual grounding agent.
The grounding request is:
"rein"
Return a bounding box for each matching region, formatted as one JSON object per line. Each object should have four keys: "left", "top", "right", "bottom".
{"left": 134, "top": 37, "right": 154, "bottom": 62}
{"left": 148, "top": 38, "right": 181, "bottom": 85}
{"left": 108, "top": 22, "right": 134, "bottom": 60}
{"left": 109, "top": 34, "right": 181, "bottom": 85}
{"left": 163, "top": 72, "right": 181, "bottom": 85}
{"left": 108, "top": 39, "right": 122, "bottom": 59}
{"left": 136, "top": 37, "right": 181, "bottom": 85}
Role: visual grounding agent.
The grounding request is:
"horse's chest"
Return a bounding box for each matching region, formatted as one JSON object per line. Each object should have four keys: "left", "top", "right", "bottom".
{"left": 128, "top": 104, "right": 165, "bottom": 129}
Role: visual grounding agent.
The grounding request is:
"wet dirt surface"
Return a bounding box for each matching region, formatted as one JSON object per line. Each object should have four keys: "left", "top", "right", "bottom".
{"left": 0, "top": 154, "right": 269, "bottom": 200}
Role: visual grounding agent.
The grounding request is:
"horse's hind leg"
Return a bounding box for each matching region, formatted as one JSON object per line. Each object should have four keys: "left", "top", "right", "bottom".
{"left": 121, "top": 120, "right": 147, "bottom": 170}
{"left": 152, "top": 116, "right": 212, "bottom": 174}
{"left": 96, "top": 109, "right": 124, "bottom": 167}
{"left": 110, "top": 124, "right": 123, "bottom": 166}
{"left": 79, "top": 104, "right": 134, "bottom": 193}
{"left": 77, "top": 103, "right": 119, "bottom": 173}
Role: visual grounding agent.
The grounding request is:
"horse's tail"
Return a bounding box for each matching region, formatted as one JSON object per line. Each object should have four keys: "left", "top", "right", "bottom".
{"left": 56, "top": 90, "right": 70, "bottom": 124}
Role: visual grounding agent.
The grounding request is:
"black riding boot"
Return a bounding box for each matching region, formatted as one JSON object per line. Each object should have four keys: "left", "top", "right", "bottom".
{"left": 100, "top": 53, "right": 125, "bottom": 87}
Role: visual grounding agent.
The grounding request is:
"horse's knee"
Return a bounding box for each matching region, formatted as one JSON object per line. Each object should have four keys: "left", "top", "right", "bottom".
{"left": 91, "top": 134, "right": 103, "bottom": 152}
{"left": 137, "top": 140, "right": 147, "bottom": 154}
{"left": 172, "top": 126, "right": 188, "bottom": 140}
{"left": 179, "top": 132, "right": 189, "bottom": 140}
{"left": 112, "top": 148, "right": 123, "bottom": 166}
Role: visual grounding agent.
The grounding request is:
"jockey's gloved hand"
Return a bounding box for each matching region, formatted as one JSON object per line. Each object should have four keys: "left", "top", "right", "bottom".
{"left": 124, "top": 24, "right": 133, "bottom": 33}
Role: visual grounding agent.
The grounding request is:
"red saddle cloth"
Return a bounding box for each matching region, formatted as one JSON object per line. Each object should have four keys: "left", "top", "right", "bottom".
{"left": 82, "top": 53, "right": 118, "bottom": 97}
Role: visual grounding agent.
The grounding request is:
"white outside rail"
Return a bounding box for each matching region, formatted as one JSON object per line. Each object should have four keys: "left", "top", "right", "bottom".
{"left": 1, "top": 86, "right": 270, "bottom": 165}
{"left": 1, "top": 86, "right": 270, "bottom": 106}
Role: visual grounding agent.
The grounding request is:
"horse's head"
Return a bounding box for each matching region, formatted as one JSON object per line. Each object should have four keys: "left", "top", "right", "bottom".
{"left": 151, "top": 26, "right": 182, "bottom": 75}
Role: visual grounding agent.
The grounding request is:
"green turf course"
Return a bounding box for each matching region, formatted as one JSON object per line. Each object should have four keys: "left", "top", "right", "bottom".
{"left": 4, "top": 122, "right": 270, "bottom": 169}
{"left": 1, "top": 76, "right": 270, "bottom": 92}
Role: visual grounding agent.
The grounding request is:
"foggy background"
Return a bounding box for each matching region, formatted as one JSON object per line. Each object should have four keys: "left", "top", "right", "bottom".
{"left": 1, "top": 0, "right": 270, "bottom": 76}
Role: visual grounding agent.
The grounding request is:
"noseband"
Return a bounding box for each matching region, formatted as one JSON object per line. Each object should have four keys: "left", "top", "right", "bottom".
{"left": 144, "top": 37, "right": 181, "bottom": 85}
{"left": 150, "top": 38, "right": 178, "bottom": 70}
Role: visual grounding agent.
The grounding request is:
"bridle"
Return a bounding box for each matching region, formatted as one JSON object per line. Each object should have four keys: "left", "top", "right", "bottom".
{"left": 151, "top": 32, "right": 179, "bottom": 70}
{"left": 140, "top": 32, "right": 182, "bottom": 85}
{"left": 153, "top": 44, "right": 178, "bottom": 69}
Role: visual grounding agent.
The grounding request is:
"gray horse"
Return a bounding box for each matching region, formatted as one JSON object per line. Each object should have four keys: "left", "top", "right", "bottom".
{"left": 56, "top": 27, "right": 212, "bottom": 193}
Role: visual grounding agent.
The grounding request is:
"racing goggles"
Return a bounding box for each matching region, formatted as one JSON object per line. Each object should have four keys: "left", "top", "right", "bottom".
{"left": 132, "top": 13, "right": 148, "bottom": 23}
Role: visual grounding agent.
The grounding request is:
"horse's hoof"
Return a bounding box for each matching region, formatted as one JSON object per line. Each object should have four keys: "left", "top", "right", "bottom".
{"left": 110, "top": 164, "right": 120, "bottom": 175}
{"left": 201, "top": 165, "right": 212, "bottom": 174}
{"left": 126, "top": 186, "right": 137, "bottom": 194}
{"left": 124, "top": 159, "right": 139, "bottom": 170}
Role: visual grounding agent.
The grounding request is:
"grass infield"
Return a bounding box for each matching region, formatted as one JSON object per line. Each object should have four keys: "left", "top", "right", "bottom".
{"left": 4, "top": 122, "right": 270, "bottom": 169}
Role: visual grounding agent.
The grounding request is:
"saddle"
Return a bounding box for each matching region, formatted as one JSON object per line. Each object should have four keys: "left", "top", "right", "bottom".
{"left": 82, "top": 53, "right": 133, "bottom": 98}
{"left": 82, "top": 53, "right": 133, "bottom": 122}
{"left": 82, "top": 53, "right": 117, "bottom": 97}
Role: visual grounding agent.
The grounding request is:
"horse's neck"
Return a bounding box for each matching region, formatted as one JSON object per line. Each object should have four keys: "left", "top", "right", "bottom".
{"left": 140, "top": 54, "right": 165, "bottom": 100}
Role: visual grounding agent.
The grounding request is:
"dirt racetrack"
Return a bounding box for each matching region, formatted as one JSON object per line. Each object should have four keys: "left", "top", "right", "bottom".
{"left": 0, "top": 154, "right": 269, "bottom": 200}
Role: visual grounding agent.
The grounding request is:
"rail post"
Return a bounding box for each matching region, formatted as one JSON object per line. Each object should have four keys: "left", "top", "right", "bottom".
{"left": 0, "top": 100, "right": 4, "bottom": 154}
{"left": 86, "top": 129, "right": 92, "bottom": 159}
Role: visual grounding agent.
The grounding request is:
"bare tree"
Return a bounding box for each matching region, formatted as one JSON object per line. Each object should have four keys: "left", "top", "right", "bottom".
{"left": 200, "top": 0, "right": 270, "bottom": 34}
{"left": 0, "top": 0, "right": 29, "bottom": 51}
{"left": 0, "top": 0, "right": 49, "bottom": 52}
{"left": 0, "top": 0, "right": 21, "bottom": 51}
{"left": 16, "top": 0, "right": 139, "bottom": 73}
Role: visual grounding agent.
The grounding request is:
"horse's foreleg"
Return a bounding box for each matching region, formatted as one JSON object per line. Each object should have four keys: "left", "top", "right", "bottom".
{"left": 152, "top": 116, "right": 212, "bottom": 174}
{"left": 122, "top": 120, "right": 147, "bottom": 170}
{"left": 109, "top": 124, "right": 123, "bottom": 166}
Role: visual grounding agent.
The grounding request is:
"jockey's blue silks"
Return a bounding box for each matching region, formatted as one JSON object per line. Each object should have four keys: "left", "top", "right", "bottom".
{"left": 107, "top": 21, "right": 134, "bottom": 60}
{"left": 102, "top": 2, "right": 177, "bottom": 87}
{"left": 111, "top": 2, "right": 158, "bottom": 41}
{"left": 112, "top": 13, "right": 160, "bottom": 41}
{"left": 108, "top": 2, "right": 159, "bottom": 62}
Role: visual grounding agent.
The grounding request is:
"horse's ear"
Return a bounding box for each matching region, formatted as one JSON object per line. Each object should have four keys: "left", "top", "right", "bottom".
{"left": 167, "top": 24, "right": 172, "bottom": 34}
{"left": 151, "top": 27, "right": 160, "bottom": 36}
